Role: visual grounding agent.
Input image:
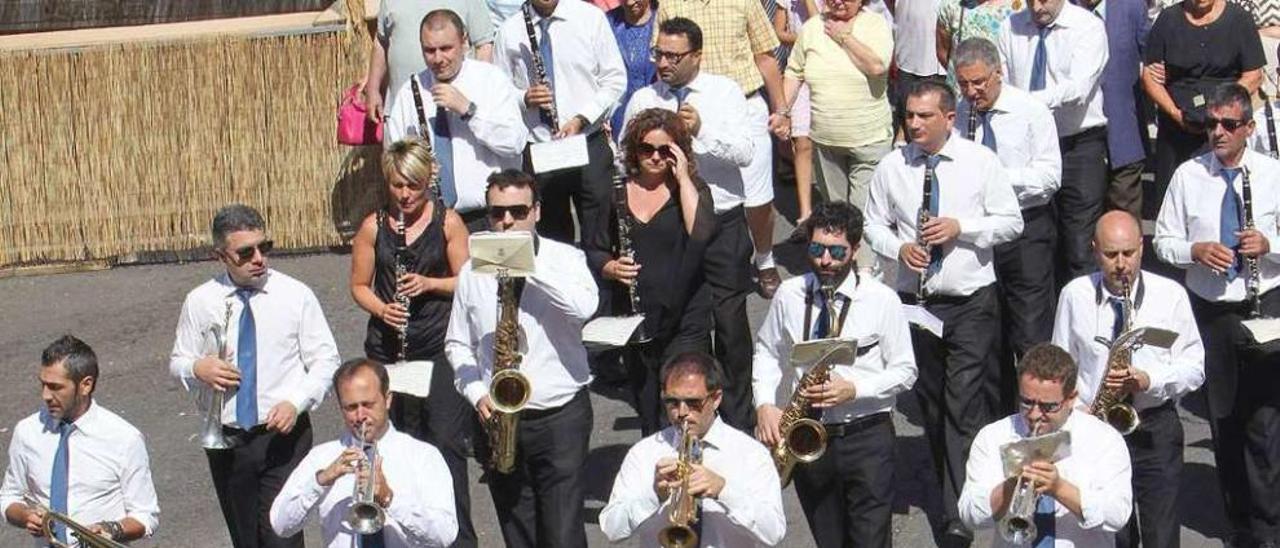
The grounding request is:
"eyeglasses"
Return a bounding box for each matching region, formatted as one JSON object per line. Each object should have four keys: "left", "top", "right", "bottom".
{"left": 636, "top": 142, "right": 674, "bottom": 159}
{"left": 661, "top": 395, "right": 710, "bottom": 411}
{"left": 650, "top": 47, "right": 695, "bottom": 64}
{"left": 1017, "top": 397, "right": 1066, "bottom": 414}
{"left": 807, "top": 242, "right": 850, "bottom": 261}
{"left": 228, "top": 240, "right": 274, "bottom": 262}
{"left": 487, "top": 204, "right": 533, "bottom": 221}
{"left": 1205, "top": 117, "right": 1249, "bottom": 131}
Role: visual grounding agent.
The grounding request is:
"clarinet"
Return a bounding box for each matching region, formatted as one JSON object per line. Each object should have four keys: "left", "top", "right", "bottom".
{"left": 610, "top": 142, "right": 651, "bottom": 343}
{"left": 522, "top": 2, "right": 560, "bottom": 133}
{"left": 965, "top": 105, "right": 978, "bottom": 141}
{"left": 409, "top": 75, "right": 445, "bottom": 207}
{"left": 1263, "top": 88, "right": 1279, "bottom": 159}
{"left": 394, "top": 208, "right": 411, "bottom": 363}
{"left": 915, "top": 162, "right": 935, "bottom": 303}
{"left": 1242, "top": 166, "right": 1263, "bottom": 318}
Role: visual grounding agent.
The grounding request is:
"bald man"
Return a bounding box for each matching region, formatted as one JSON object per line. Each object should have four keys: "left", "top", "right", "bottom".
{"left": 1050, "top": 210, "right": 1204, "bottom": 548}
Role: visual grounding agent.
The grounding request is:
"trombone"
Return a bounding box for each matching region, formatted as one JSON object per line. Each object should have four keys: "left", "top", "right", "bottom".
{"left": 347, "top": 420, "right": 387, "bottom": 535}
{"left": 22, "top": 495, "right": 127, "bottom": 548}
{"left": 200, "top": 300, "right": 235, "bottom": 450}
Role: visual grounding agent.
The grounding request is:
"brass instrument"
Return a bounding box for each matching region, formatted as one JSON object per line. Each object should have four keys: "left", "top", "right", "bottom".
{"left": 522, "top": 2, "right": 560, "bottom": 133}
{"left": 488, "top": 270, "right": 531, "bottom": 474}
{"left": 915, "top": 160, "right": 936, "bottom": 303}
{"left": 347, "top": 420, "right": 387, "bottom": 534}
{"left": 998, "top": 421, "right": 1045, "bottom": 544}
{"left": 657, "top": 419, "right": 703, "bottom": 548}
{"left": 609, "top": 139, "right": 651, "bottom": 343}
{"left": 22, "top": 495, "right": 127, "bottom": 548}
{"left": 1242, "top": 167, "right": 1263, "bottom": 318}
{"left": 394, "top": 208, "right": 411, "bottom": 364}
{"left": 1090, "top": 275, "right": 1141, "bottom": 436}
{"left": 771, "top": 281, "right": 844, "bottom": 487}
{"left": 965, "top": 105, "right": 979, "bottom": 141}
{"left": 200, "top": 300, "right": 235, "bottom": 450}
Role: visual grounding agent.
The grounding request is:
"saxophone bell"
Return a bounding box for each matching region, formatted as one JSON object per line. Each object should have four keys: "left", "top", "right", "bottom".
{"left": 490, "top": 368, "right": 531, "bottom": 414}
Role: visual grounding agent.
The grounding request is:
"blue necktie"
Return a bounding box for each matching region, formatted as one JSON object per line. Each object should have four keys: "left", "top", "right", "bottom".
{"left": 671, "top": 86, "right": 692, "bottom": 107}
{"left": 1032, "top": 495, "right": 1056, "bottom": 547}
{"left": 814, "top": 290, "right": 831, "bottom": 339}
{"left": 1109, "top": 296, "right": 1125, "bottom": 341}
{"left": 432, "top": 106, "right": 458, "bottom": 208}
{"left": 1030, "top": 27, "right": 1049, "bottom": 91}
{"left": 359, "top": 445, "right": 385, "bottom": 548}
{"left": 49, "top": 421, "right": 70, "bottom": 544}
{"left": 235, "top": 288, "right": 258, "bottom": 428}
{"left": 981, "top": 111, "right": 998, "bottom": 151}
{"left": 1221, "top": 168, "right": 1243, "bottom": 281}
{"left": 925, "top": 155, "right": 944, "bottom": 274}
{"left": 537, "top": 17, "right": 557, "bottom": 128}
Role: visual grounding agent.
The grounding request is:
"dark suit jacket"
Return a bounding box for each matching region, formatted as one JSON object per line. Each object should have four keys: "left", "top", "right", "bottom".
{"left": 1095, "top": 0, "right": 1152, "bottom": 168}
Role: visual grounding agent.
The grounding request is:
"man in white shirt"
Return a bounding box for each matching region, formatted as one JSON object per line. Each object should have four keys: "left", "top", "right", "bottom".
{"left": 621, "top": 17, "right": 758, "bottom": 432}
{"left": 492, "top": 0, "right": 626, "bottom": 246}
{"left": 864, "top": 80, "right": 1023, "bottom": 544}
{"left": 891, "top": 0, "right": 947, "bottom": 135}
{"left": 1, "top": 336, "right": 160, "bottom": 547}
{"left": 600, "top": 351, "right": 786, "bottom": 547}
{"left": 959, "top": 343, "right": 1133, "bottom": 547}
{"left": 752, "top": 201, "right": 917, "bottom": 547}
{"left": 385, "top": 9, "right": 529, "bottom": 230}
{"left": 998, "top": 0, "right": 1109, "bottom": 284}
{"left": 1053, "top": 210, "right": 1204, "bottom": 548}
{"left": 269, "top": 359, "right": 458, "bottom": 548}
{"left": 445, "top": 170, "right": 599, "bottom": 548}
{"left": 1154, "top": 83, "right": 1280, "bottom": 548}
{"left": 169, "top": 203, "right": 342, "bottom": 548}
{"left": 954, "top": 36, "right": 1062, "bottom": 413}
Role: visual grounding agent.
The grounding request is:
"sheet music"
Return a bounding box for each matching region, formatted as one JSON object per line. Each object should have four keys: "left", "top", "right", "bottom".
{"left": 1000, "top": 430, "right": 1071, "bottom": 477}
{"left": 789, "top": 338, "right": 858, "bottom": 367}
{"left": 530, "top": 134, "right": 589, "bottom": 174}
{"left": 470, "top": 231, "right": 536, "bottom": 277}
{"left": 903, "top": 304, "right": 944, "bottom": 338}
{"left": 582, "top": 315, "right": 646, "bottom": 349}
{"left": 1242, "top": 317, "right": 1280, "bottom": 344}
{"left": 385, "top": 360, "right": 434, "bottom": 398}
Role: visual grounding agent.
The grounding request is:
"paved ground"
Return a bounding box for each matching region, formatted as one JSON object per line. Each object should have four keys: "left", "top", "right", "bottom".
{"left": 0, "top": 215, "right": 1232, "bottom": 547}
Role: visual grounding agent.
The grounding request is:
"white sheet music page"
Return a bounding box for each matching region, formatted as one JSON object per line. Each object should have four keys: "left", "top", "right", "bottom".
{"left": 902, "top": 304, "right": 944, "bottom": 338}
{"left": 385, "top": 360, "right": 434, "bottom": 398}
{"left": 582, "top": 315, "right": 646, "bottom": 349}
{"left": 530, "top": 134, "right": 589, "bottom": 174}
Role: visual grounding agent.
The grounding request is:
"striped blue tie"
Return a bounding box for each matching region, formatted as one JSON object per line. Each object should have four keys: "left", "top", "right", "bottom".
{"left": 235, "top": 288, "right": 258, "bottom": 428}
{"left": 49, "top": 421, "right": 71, "bottom": 544}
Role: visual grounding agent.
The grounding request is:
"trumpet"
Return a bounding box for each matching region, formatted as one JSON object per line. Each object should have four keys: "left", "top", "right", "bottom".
{"left": 658, "top": 419, "right": 703, "bottom": 548}
{"left": 998, "top": 421, "right": 1044, "bottom": 544}
{"left": 22, "top": 495, "right": 127, "bottom": 548}
{"left": 347, "top": 420, "right": 386, "bottom": 535}
{"left": 201, "top": 300, "right": 235, "bottom": 450}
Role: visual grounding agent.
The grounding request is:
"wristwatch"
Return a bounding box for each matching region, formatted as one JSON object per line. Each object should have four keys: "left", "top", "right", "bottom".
{"left": 461, "top": 102, "right": 477, "bottom": 121}
{"left": 96, "top": 520, "right": 125, "bottom": 541}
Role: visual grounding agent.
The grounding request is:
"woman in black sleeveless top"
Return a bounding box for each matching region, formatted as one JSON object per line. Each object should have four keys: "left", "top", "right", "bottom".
{"left": 348, "top": 138, "right": 478, "bottom": 546}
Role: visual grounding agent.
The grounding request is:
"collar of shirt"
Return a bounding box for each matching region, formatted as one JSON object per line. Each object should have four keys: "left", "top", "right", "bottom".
{"left": 657, "top": 71, "right": 708, "bottom": 99}
{"left": 1091, "top": 270, "right": 1144, "bottom": 307}
{"left": 339, "top": 422, "right": 401, "bottom": 448}
{"left": 216, "top": 270, "right": 271, "bottom": 297}
{"left": 1205, "top": 150, "right": 1257, "bottom": 179}
{"left": 39, "top": 401, "right": 103, "bottom": 436}
{"left": 663, "top": 416, "right": 732, "bottom": 451}
{"left": 807, "top": 270, "right": 861, "bottom": 303}
{"left": 907, "top": 137, "right": 959, "bottom": 164}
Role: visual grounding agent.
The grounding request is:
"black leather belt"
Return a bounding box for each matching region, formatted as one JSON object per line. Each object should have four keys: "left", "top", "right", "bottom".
{"left": 824, "top": 412, "right": 890, "bottom": 438}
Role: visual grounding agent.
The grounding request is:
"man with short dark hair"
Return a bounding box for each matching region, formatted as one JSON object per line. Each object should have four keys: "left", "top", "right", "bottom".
{"left": 1, "top": 335, "right": 160, "bottom": 546}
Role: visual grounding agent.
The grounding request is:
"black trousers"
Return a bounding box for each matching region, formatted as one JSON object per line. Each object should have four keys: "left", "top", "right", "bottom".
{"left": 487, "top": 389, "right": 592, "bottom": 548}
{"left": 902, "top": 285, "right": 1001, "bottom": 525}
{"left": 525, "top": 131, "right": 612, "bottom": 245}
{"left": 1116, "top": 402, "right": 1184, "bottom": 548}
{"left": 205, "top": 413, "right": 312, "bottom": 548}
{"left": 387, "top": 357, "right": 480, "bottom": 548}
{"left": 995, "top": 204, "right": 1057, "bottom": 413}
{"left": 1191, "top": 292, "right": 1280, "bottom": 544}
{"left": 705, "top": 207, "right": 756, "bottom": 431}
{"left": 794, "top": 413, "right": 896, "bottom": 548}
{"left": 1056, "top": 126, "right": 1109, "bottom": 283}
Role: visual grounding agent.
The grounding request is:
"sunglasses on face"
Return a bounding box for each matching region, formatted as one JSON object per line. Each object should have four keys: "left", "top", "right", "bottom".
{"left": 1205, "top": 117, "right": 1249, "bottom": 131}
{"left": 1018, "top": 397, "right": 1066, "bottom": 414}
{"left": 661, "top": 395, "right": 710, "bottom": 411}
{"left": 227, "top": 240, "right": 274, "bottom": 262}
{"left": 636, "top": 142, "right": 675, "bottom": 160}
{"left": 487, "top": 204, "right": 533, "bottom": 221}
{"left": 807, "top": 242, "right": 850, "bottom": 261}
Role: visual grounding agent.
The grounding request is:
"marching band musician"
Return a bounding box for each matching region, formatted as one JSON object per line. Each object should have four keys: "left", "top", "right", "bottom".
{"left": 958, "top": 343, "right": 1133, "bottom": 547}
{"left": 585, "top": 108, "right": 717, "bottom": 436}
{"left": 269, "top": 359, "right": 458, "bottom": 548}
{"left": 863, "top": 80, "right": 1023, "bottom": 545}
{"left": 1154, "top": 82, "right": 1280, "bottom": 548}
{"left": 600, "top": 351, "right": 786, "bottom": 547}
{"left": 348, "top": 138, "right": 478, "bottom": 547}
{"left": 1052, "top": 210, "right": 1204, "bottom": 548}
{"left": 1, "top": 336, "right": 160, "bottom": 546}
{"left": 444, "top": 170, "right": 599, "bottom": 548}
{"left": 752, "top": 201, "right": 917, "bottom": 548}
{"left": 169, "top": 204, "right": 341, "bottom": 548}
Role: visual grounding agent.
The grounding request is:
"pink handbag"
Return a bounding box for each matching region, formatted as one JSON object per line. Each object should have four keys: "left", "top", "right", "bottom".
{"left": 337, "top": 83, "right": 383, "bottom": 146}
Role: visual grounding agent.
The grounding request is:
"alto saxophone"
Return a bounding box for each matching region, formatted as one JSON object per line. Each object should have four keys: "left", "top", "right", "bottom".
{"left": 771, "top": 281, "right": 840, "bottom": 487}
{"left": 610, "top": 140, "right": 651, "bottom": 343}
{"left": 658, "top": 419, "right": 703, "bottom": 548}
{"left": 487, "top": 270, "right": 531, "bottom": 474}
{"left": 1090, "top": 275, "right": 1141, "bottom": 436}
{"left": 522, "top": 2, "right": 559, "bottom": 133}
{"left": 200, "top": 300, "right": 235, "bottom": 450}
{"left": 394, "top": 209, "right": 411, "bottom": 364}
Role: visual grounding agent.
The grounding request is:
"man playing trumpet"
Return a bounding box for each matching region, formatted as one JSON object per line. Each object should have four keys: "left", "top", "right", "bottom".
{"left": 600, "top": 352, "right": 785, "bottom": 547}
{"left": 269, "top": 358, "right": 458, "bottom": 547}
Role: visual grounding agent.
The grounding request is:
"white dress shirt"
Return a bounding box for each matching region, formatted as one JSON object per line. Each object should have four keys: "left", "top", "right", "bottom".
{"left": 956, "top": 85, "right": 1062, "bottom": 209}
{"left": 622, "top": 72, "right": 755, "bottom": 213}
{"left": 894, "top": 0, "right": 946, "bottom": 77}
{"left": 269, "top": 424, "right": 458, "bottom": 548}
{"left": 958, "top": 411, "right": 1133, "bottom": 548}
{"left": 1154, "top": 150, "right": 1280, "bottom": 302}
{"left": 493, "top": 0, "right": 627, "bottom": 142}
{"left": 445, "top": 238, "right": 599, "bottom": 410}
{"left": 384, "top": 60, "right": 531, "bottom": 213}
{"left": 0, "top": 404, "right": 161, "bottom": 545}
{"left": 169, "top": 270, "right": 341, "bottom": 428}
{"left": 753, "top": 272, "right": 918, "bottom": 423}
{"left": 599, "top": 417, "right": 786, "bottom": 547}
{"left": 998, "top": 3, "right": 1109, "bottom": 136}
{"left": 864, "top": 137, "right": 1024, "bottom": 297}
{"left": 1051, "top": 271, "right": 1205, "bottom": 412}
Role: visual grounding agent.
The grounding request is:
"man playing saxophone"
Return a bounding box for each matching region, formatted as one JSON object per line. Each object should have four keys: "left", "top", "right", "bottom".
{"left": 445, "top": 170, "right": 599, "bottom": 548}
{"left": 269, "top": 359, "right": 457, "bottom": 548}
{"left": 1051, "top": 210, "right": 1204, "bottom": 548}
{"left": 600, "top": 352, "right": 785, "bottom": 547}
{"left": 751, "top": 201, "right": 917, "bottom": 548}
{"left": 1, "top": 336, "right": 160, "bottom": 546}
{"left": 959, "top": 344, "right": 1133, "bottom": 547}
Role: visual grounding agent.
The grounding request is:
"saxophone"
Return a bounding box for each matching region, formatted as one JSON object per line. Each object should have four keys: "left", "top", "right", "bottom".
{"left": 1090, "top": 274, "right": 1141, "bottom": 436}
{"left": 394, "top": 209, "right": 410, "bottom": 364}
{"left": 487, "top": 271, "right": 531, "bottom": 474}
{"left": 771, "top": 281, "right": 839, "bottom": 487}
{"left": 610, "top": 141, "right": 651, "bottom": 343}
{"left": 522, "top": 2, "right": 560, "bottom": 133}
{"left": 657, "top": 419, "right": 703, "bottom": 548}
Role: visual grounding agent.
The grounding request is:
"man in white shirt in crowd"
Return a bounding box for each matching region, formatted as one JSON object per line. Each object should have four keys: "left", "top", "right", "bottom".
{"left": 891, "top": 0, "right": 947, "bottom": 135}
{"left": 600, "top": 351, "right": 785, "bottom": 547}
{"left": 385, "top": 9, "right": 529, "bottom": 231}
{"left": 621, "top": 17, "right": 759, "bottom": 432}
{"left": 1053, "top": 210, "right": 1204, "bottom": 548}
{"left": 1155, "top": 83, "right": 1280, "bottom": 548}
{"left": 1, "top": 336, "right": 160, "bottom": 547}
{"left": 269, "top": 359, "right": 458, "bottom": 548}
{"left": 753, "top": 201, "right": 917, "bottom": 547}
{"left": 959, "top": 343, "right": 1133, "bottom": 547}
{"left": 953, "top": 36, "right": 1062, "bottom": 413}
{"left": 864, "top": 80, "right": 1023, "bottom": 545}
{"left": 445, "top": 170, "right": 599, "bottom": 548}
{"left": 492, "top": 0, "right": 626, "bottom": 245}
{"left": 998, "top": 0, "right": 1109, "bottom": 284}
{"left": 169, "top": 203, "right": 342, "bottom": 548}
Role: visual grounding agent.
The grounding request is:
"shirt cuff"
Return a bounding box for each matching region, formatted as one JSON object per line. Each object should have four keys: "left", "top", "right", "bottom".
{"left": 462, "top": 380, "right": 488, "bottom": 408}
{"left": 1138, "top": 363, "right": 1174, "bottom": 402}
{"left": 1167, "top": 240, "right": 1195, "bottom": 266}
{"left": 845, "top": 370, "right": 879, "bottom": 403}
{"left": 1074, "top": 485, "right": 1105, "bottom": 530}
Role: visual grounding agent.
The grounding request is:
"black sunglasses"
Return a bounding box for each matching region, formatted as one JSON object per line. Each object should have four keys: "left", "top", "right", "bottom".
{"left": 650, "top": 47, "right": 695, "bottom": 64}
{"left": 488, "top": 204, "right": 533, "bottom": 221}
{"left": 661, "top": 395, "right": 710, "bottom": 411}
{"left": 1205, "top": 117, "right": 1249, "bottom": 131}
{"left": 227, "top": 240, "right": 274, "bottom": 262}
{"left": 636, "top": 142, "right": 675, "bottom": 160}
{"left": 1018, "top": 397, "right": 1066, "bottom": 414}
{"left": 807, "top": 242, "right": 850, "bottom": 261}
